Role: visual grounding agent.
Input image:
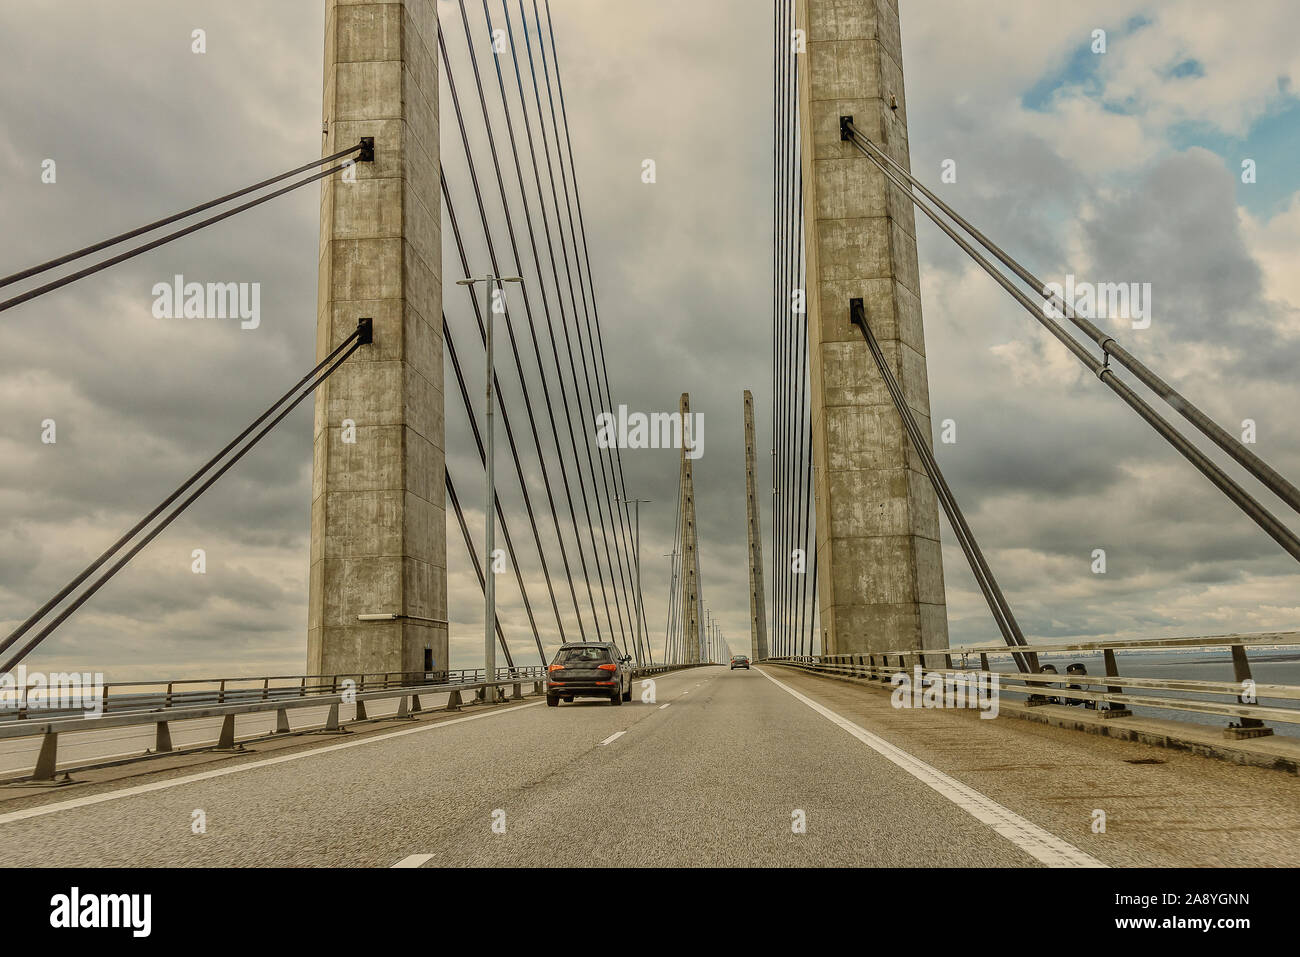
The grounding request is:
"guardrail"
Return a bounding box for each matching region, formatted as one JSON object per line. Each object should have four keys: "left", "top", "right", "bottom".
{"left": 764, "top": 631, "right": 1300, "bottom": 740}
{"left": 0, "top": 663, "right": 700, "bottom": 785}
{"left": 0, "top": 666, "right": 549, "bottom": 721}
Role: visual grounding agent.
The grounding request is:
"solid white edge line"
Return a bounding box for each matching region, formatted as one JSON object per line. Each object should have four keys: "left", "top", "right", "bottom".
{"left": 756, "top": 668, "right": 1105, "bottom": 869}
{"left": 599, "top": 731, "right": 625, "bottom": 746}
{"left": 391, "top": 853, "right": 434, "bottom": 868}
{"left": 0, "top": 700, "right": 548, "bottom": 826}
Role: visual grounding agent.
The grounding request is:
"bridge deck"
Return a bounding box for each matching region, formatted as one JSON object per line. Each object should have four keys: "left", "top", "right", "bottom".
{"left": 0, "top": 667, "right": 1295, "bottom": 867}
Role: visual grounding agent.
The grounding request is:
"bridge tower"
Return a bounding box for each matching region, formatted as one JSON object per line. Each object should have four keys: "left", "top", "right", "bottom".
{"left": 743, "top": 391, "right": 769, "bottom": 660}
{"left": 679, "top": 393, "right": 703, "bottom": 664}
{"left": 308, "top": 0, "right": 447, "bottom": 678}
{"left": 796, "top": 0, "right": 948, "bottom": 655}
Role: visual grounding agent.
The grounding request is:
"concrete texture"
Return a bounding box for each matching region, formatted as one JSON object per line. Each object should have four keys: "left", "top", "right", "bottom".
{"left": 679, "top": 393, "right": 702, "bottom": 663}
{"left": 743, "top": 391, "right": 769, "bottom": 660}
{"left": 309, "top": 0, "right": 447, "bottom": 678}
{"left": 795, "top": 0, "right": 947, "bottom": 656}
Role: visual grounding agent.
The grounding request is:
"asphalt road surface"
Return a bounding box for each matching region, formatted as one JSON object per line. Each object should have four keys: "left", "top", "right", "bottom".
{"left": 0, "top": 665, "right": 1295, "bottom": 867}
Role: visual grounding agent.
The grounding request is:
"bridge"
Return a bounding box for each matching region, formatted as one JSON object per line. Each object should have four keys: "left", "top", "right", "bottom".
{"left": 1, "top": 0, "right": 1298, "bottom": 888}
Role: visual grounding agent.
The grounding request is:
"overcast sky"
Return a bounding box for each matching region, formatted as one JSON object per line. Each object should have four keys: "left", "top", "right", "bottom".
{"left": 1, "top": 1, "right": 1298, "bottom": 680}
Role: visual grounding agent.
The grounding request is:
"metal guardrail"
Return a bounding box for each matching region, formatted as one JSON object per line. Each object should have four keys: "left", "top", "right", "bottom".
{"left": 765, "top": 631, "right": 1300, "bottom": 739}
{"left": 1, "top": 663, "right": 700, "bottom": 785}
{"left": 0, "top": 666, "right": 548, "bottom": 720}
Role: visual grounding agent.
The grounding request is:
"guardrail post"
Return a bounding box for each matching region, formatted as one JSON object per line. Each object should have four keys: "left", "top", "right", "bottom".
{"left": 218, "top": 679, "right": 226, "bottom": 704}
{"left": 212, "top": 714, "right": 245, "bottom": 752}
{"left": 1226, "top": 644, "right": 1273, "bottom": 738}
{"left": 262, "top": 678, "right": 270, "bottom": 701}
{"left": 319, "top": 702, "right": 348, "bottom": 734}
{"left": 23, "top": 731, "right": 72, "bottom": 786}
{"left": 396, "top": 696, "right": 414, "bottom": 720}
{"left": 354, "top": 699, "right": 368, "bottom": 721}
{"left": 532, "top": 681, "right": 543, "bottom": 696}
{"left": 511, "top": 683, "right": 523, "bottom": 700}
{"left": 979, "top": 653, "right": 989, "bottom": 672}
{"left": 446, "top": 689, "right": 463, "bottom": 712}
{"left": 410, "top": 694, "right": 423, "bottom": 714}
{"left": 155, "top": 721, "right": 173, "bottom": 753}
{"left": 1099, "top": 648, "right": 1132, "bottom": 718}
{"left": 275, "top": 709, "right": 291, "bottom": 734}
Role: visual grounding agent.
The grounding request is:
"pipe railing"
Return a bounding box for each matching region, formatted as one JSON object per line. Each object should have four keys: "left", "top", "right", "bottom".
{"left": 764, "top": 631, "right": 1300, "bottom": 739}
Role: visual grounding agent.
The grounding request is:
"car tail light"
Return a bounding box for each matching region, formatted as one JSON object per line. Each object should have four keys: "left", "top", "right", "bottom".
{"left": 597, "top": 663, "right": 617, "bottom": 672}
{"left": 548, "top": 663, "right": 565, "bottom": 672}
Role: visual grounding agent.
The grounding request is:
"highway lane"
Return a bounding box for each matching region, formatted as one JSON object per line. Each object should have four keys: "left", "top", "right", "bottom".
{"left": 0, "top": 666, "right": 1094, "bottom": 867}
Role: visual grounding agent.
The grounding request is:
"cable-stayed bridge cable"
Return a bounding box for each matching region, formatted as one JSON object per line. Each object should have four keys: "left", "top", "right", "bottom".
{"left": 0, "top": 160, "right": 358, "bottom": 316}
{"left": 842, "top": 127, "right": 1300, "bottom": 564}
{"left": 0, "top": 321, "right": 371, "bottom": 672}
{"left": 0, "top": 142, "right": 367, "bottom": 291}
{"left": 441, "top": 23, "right": 606, "bottom": 645}
{"left": 845, "top": 122, "right": 1300, "bottom": 519}
{"left": 444, "top": 313, "right": 547, "bottom": 663}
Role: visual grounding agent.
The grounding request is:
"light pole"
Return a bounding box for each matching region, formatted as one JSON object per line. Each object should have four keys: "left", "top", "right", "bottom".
{"left": 616, "top": 496, "right": 651, "bottom": 665}
{"left": 456, "top": 274, "right": 523, "bottom": 698}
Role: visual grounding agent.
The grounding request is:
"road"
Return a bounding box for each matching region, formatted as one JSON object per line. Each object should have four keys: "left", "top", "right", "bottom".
{"left": 0, "top": 665, "right": 1295, "bottom": 867}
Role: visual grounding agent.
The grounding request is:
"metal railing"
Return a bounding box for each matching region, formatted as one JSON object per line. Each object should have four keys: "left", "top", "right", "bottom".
{"left": 765, "top": 631, "right": 1300, "bottom": 739}
{"left": 0, "top": 666, "right": 547, "bottom": 721}
{"left": 0, "top": 663, "right": 701, "bottom": 784}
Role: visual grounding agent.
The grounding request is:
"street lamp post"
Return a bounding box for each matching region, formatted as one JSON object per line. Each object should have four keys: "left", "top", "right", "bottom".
{"left": 455, "top": 274, "right": 523, "bottom": 700}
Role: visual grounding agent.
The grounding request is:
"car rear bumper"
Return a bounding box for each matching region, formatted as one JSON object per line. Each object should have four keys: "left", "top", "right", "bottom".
{"left": 547, "top": 681, "right": 618, "bottom": 695}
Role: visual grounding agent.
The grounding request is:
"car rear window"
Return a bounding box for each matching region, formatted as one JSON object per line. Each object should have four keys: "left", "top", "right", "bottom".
{"left": 556, "top": 647, "right": 612, "bottom": 664}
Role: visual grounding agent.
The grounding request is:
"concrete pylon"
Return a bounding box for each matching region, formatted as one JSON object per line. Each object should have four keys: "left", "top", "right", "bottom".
{"left": 743, "top": 391, "right": 769, "bottom": 660}
{"left": 795, "top": 0, "right": 948, "bottom": 656}
{"left": 679, "top": 393, "right": 702, "bottom": 664}
{"left": 309, "top": 0, "right": 447, "bottom": 679}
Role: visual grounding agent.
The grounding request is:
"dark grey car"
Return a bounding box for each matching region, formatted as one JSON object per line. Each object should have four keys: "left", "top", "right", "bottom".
{"left": 546, "top": 642, "right": 633, "bottom": 706}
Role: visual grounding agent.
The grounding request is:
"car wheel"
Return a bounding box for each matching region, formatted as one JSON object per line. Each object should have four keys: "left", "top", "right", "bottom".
{"left": 610, "top": 688, "right": 623, "bottom": 706}
{"left": 546, "top": 694, "right": 559, "bottom": 707}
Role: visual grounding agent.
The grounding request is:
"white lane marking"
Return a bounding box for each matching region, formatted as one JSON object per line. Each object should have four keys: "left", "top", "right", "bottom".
{"left": 392, "top": 854, "right": 433, "bottom": 868}
{"left": 757, "top": 668, "right": 1105, "bottom": 868}
{"left": 0, "top": 700, "right": 547, "bottom": 826}
{"left": 659, "top": 703, "right": 671, "bottom": 710}
{"left": 599, "top": 731, "right": 625, "bottom": 746}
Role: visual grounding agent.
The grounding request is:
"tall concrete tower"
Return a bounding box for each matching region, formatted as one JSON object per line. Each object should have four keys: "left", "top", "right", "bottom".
{"left": 795, "top": 0, "right": 947, "bottom": 655}
{"left": 309, "top": 0, "right": 447, "bottom": 677}
{"left": 679, "top": 393, "right": 702, "bottom": 664}
{"left": 743, "top": 391, "right": 769, "bottom": 660}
